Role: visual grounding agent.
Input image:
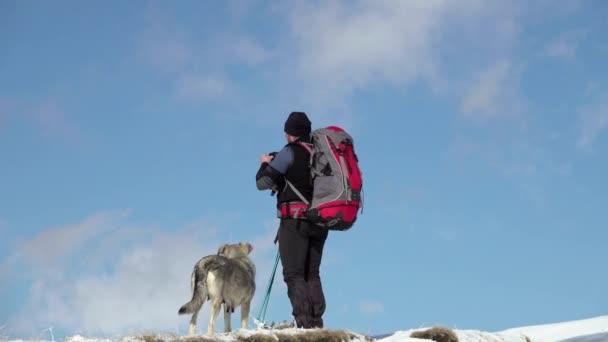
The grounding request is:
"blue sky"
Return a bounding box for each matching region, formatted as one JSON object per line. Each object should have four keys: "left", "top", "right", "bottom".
{"left": 1, "top": 0, "right": 607, "bottom": 340}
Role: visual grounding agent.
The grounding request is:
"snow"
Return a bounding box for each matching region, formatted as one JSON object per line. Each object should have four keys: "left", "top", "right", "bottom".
{"left": 4, "top": 315, "right": 608, "bottom": 342}
{"left": 500, "top": 315, "right": 608, "bottom": 342}
{"left": 58, "top": 328, "right": 373, "bottom": 342}
{"left": 374, "top": 331, "right": 426, "bottom": 342}
{"left": 376, "top": 315, "right": 608, "bottom": 342}
{"left": 376, "top": 328, "right": 530, "bottom": 342}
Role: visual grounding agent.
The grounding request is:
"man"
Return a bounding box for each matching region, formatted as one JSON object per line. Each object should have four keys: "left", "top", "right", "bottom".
{"left": 256, "top": 111, "right": 328, "bottom": 329}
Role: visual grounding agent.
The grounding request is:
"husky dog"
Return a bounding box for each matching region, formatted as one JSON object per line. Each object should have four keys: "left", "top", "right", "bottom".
{"left": 178, "top": 242, "right": 256, "bottom": 336}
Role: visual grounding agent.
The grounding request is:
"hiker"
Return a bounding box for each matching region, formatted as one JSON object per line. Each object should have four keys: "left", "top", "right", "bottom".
{"left": 256, "top": 111, "right": 328, "bottom": 329}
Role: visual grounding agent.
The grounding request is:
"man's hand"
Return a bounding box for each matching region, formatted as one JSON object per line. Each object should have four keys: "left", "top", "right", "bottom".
{"left": 260, "top": 154, "right": 274, "bottom": 164}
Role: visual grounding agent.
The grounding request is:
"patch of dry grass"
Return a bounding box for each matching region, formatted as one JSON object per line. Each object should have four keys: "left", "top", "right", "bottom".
{"left": 410, "top": 326, "right": 458, "bottom": 342}
{"left": 139, "top": 328, "right": 372, "bottom": 342}
{"left": 141, "top": 335, "right": 217, "bottom": 342}
{"left": 238, "top": 329, "right": 372, "bottom": 342}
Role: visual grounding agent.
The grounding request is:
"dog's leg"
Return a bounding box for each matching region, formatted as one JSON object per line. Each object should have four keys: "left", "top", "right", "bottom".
{"left": 207, "top": 298, "right": 222, "bottom": 336}
{"left": 241, "top": 300, "right": 251, "bottom": 330}
{"left": 188, "top": 311, "right": 198, "bottom": 336}
{"left": 224, "top": 304, "right": 232, "bottom": 333}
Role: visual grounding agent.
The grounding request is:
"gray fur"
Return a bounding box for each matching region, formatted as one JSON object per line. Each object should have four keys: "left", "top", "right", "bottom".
{"left": 178, "top": 242, "right": 256, "bottom": 336}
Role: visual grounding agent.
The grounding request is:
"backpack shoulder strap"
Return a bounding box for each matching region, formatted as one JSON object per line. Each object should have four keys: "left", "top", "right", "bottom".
{"left": 284, "top": 141, "right": 313, "bottom": 205}
{"left": 297, "top": 142, "right": 313, "bottom": 154}
{"left": 286, "top": 180, "right": 309, "bottom": 205}
{"left": 287, "top": 141, "right": 313, "bottom": 154}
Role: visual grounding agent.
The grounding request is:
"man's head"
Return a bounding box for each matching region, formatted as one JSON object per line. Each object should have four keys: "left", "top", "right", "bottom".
{"left": 284, "top": 111, "right": 311, "bottom": 142}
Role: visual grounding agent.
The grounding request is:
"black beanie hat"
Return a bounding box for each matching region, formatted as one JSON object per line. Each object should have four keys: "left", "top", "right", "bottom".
{"left": 284, "top": 111, "right": 311, "bottom": 137}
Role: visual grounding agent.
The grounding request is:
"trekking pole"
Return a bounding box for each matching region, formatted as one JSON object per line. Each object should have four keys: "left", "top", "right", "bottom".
{"left": 254, "top": 249, "right": 280, "bottom": 329}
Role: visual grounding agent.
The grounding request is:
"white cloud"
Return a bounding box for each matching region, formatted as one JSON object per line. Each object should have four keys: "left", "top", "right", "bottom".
{"left": 544, "top": 29, "right": 586, "bottom": 61}
{"left": 133, "top": 1, "right": 532, "bottom": 124}
{"left": 460, "top": 60, "right": 524, "bottom": 121}
{"left": 34, "top": 100, "right": 80, "bottom": 140}
{"left": 250, "top": 219, "right": 281, "bottom": 254}
{"left": 283, "top": 1, "right": 444, "bottom": 107}
{"left": 3, "top": 211, "right": 280, "bottom": 338}
{"left": 8, "top": 211, "right": 130, "bottom": 273}
{"left": 136, "top": 6, "right": 225, "bottom": 104}
{"left": 359, "top": 300, "right": 384, "bottom": 315}
{"left": 11, "top": 238, "right": 210, "bottom": 336}
{"left": 137, "top": 6, "right": 193, "bottom": 74}
{"left": 0, "top": 97, "right": 81, "bottom": 140}
{"left": 275, "top": 0, "right": 525, "bottom": 118}
{"left": 447, "top": 132, "right": 565, "bottom": 207}
{"left": 136, "top": 5, "right": 271, "bottom": 105}
{"left": 56, "top": 233, "right": 215, "bottom": 334}
{"left": 461, "top": 60, "right": 510, "bottom": 117}
{"left": 231, "top": 38, "right": 272, "bottom": 67}
{"left": 174, "top": 74, "right": 229, "bottom": 102}
{"left": 578, "top": 90, "right": 608, "bottom": 149}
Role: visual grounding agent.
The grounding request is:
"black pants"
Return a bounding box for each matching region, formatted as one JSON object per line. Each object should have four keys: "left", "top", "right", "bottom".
{"left": 278, "top": 218, "right": 329, "bottom": 328}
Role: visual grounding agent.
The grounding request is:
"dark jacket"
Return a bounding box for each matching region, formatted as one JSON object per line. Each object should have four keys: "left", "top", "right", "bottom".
{"left": 256, "top": 137, "right": 313, "bottom": 208}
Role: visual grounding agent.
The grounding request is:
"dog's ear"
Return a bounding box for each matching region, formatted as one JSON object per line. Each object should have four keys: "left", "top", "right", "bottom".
{"left": 241, "top": 242, "right": 253, "bottom": 254}
{"left": 217, "top": 244, "right": 228, "bottom": 255}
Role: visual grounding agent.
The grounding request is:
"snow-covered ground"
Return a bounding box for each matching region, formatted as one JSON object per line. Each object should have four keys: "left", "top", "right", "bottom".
{"left": 378, "top": 315, "right": 608, "bottom": 342}
{"left": 499, "top": 315, "right": 608, "bottom": 342}
{"left": 4, "top": 315, "right": 607, "bottom": 342}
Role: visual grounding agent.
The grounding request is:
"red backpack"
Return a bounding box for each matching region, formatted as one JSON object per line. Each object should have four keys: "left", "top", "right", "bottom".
{"left": 286, "top": 126, "right": 363, "bottom": 230}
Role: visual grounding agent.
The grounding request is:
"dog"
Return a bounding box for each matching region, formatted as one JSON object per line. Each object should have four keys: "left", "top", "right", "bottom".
{"left": 178, "top": 242, "right": 256, "bottom": 336}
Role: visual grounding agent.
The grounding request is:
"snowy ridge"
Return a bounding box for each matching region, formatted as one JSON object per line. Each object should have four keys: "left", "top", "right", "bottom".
{"left": 4, "top": 316, "right": 607, "bottom": 342}
{"left": 377, "top": 329, "right": 530, "bottom": 342}
{"left": 64, "top": 328, "right": 371, "bottom": 342}
{"left": 378, "top": 315, "right": 608, "bottom": 342}
{"left": 500, "top": 315, "right": 608, "bottom": 342}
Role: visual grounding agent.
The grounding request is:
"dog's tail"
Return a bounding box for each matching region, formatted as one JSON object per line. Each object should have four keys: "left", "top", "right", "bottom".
{"left": 178, "top": 268, "right": 208, "bottom": 315}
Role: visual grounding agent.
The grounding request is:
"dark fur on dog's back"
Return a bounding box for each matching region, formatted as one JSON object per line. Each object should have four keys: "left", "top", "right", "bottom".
{"left": 410, "top": 326, "right": 459, "bottom": 342}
